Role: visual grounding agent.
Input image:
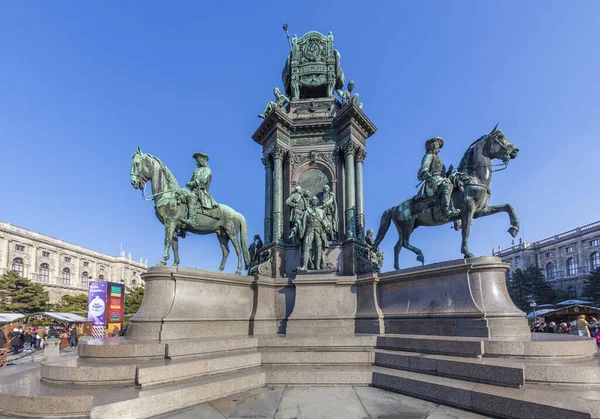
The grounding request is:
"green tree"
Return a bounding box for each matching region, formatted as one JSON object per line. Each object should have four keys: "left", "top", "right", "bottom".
{"left": 124, "top": 286, "right": 144, "bottom": 315}
{"left": 583, "top": 268, "right": 600, "bottom": 302}
{"left": 506, "top": 266, "right": 557, "bottom": 312}
{"left": 54, "top": 293, "right": 89, "bottom": 313}
{"left": 0, "top": 270, "right": 51, "bottom": 313}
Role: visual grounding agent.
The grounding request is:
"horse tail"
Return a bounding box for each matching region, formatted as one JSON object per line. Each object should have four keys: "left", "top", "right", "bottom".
{"left": 238, "top": 212, "right": 251, "bottom": 268}
{"left": 373, "top": 206, "right": 394, "bottom": 249}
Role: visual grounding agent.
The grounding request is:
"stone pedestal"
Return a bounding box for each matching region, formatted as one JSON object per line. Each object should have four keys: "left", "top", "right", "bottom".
{"left": 356, "top": 256, "right": 530, "bottom": 338}
{"left": 44, "top": 338, "right": 61, "bottom": 358}
{"left": 128, "top": 267, "right": 255, "bottom": 340}
{"left": 286, "top": 273, "right": 357, "bottom": 336}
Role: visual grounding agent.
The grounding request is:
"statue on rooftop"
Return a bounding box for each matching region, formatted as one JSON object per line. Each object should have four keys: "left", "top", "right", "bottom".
{"left": 282, "top": 31, "right": 346, "bottom": 100}
{"left": 258, "top": 88, "right": 290, "bottom": 119}
{"left": 337, "top": 80, "right": 363, "bottom": 109}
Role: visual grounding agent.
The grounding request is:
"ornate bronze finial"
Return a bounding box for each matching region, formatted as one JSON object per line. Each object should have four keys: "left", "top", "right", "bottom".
{"left": 282, "top": 19, "right": 291, "bottom": 51}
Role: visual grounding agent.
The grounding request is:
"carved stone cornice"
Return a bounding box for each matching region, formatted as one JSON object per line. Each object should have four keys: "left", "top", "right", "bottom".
{"left": 252, "top": 108, "right": 294, "bottom": 146}
{"left": 332, "top": 102, "right": 377, "bottom": 141}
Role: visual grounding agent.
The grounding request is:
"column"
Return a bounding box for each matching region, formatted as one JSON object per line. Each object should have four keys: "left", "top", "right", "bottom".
{"left": 262, "top": 154, "right": 273, "bottom": 243}
{"left": 355, "top": 148, "right": 366, "bottom": 241}
{"left": 30, "top": 245, "right": 38, "bottom": 281}
{"left": 343, "top": 141, "right": 357, "bottom": 239}
{"left": 272, "top": 147, "right": 286, "bottom": 242}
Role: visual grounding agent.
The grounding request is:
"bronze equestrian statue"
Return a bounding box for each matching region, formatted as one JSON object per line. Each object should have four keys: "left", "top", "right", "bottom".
{"left": 130, "top": 147, "right": 250, "bottom": 273}
{"left": 373, "top": 125, "right": 520, "bottom": 269}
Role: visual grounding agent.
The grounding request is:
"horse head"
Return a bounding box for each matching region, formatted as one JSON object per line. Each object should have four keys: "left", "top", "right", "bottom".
{"left": 130, "top": 146, "right": 152, "bottom": 190}
{"left": 487, "top": 124, "right": 519, "bottom": 164}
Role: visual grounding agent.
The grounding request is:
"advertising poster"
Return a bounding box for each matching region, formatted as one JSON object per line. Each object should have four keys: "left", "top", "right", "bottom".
{"left": 87, "top": 281, "right": 107, "bottom": 326}
{"left": 106, "top": 283, "right": 125, "bottom": 331}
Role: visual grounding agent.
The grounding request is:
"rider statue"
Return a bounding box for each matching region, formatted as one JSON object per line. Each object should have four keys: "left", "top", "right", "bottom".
{"left": 258, "top": 87, "right": 290, "bottom": 119}
{"left": 181, "top": 152, "right": 219, "bottom": 226}
{"left": 416, "top": 137, "right": 460, "bottom": 220}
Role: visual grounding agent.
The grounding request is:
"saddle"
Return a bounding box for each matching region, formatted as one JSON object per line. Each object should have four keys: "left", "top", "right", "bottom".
{"left": 198, "top": 206, "right": 221, "bottom": 220}
{"left": 410, "top": 196, "right": 439, "bottom": 214}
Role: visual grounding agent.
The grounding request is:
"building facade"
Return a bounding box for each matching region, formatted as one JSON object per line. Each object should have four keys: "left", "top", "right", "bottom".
{"left": 495, "top": 221, "right": 600, "bottom": 298}
{"left": 0, "top": 221, "right": 147, "bottom": 303}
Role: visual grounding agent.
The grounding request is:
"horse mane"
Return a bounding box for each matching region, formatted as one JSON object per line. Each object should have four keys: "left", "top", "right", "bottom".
{"left": 458, "top": 133, "right": 488, "bottom": 170}
{"left": 146, "top": 154, "right": 180, "bottom": 190}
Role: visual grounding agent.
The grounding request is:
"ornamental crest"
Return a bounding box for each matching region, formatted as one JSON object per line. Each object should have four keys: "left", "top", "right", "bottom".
{"left": 303, "top": 39, "right": 322, "bottom": 62}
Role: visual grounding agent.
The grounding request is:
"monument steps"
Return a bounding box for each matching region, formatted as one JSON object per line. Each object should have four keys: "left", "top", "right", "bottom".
{"left": 136, "top": 348, "right": 262, "bottom": 387}
{"left": 264, "top": 364, "right": 372, "bottom": 386}
{"left": 372, "top": 366, "right": 594, "bottom": 419}
{"left": 90, "top": 366, "right": 265, "bottom": 419}
{"left": 374, "top": 348, "right": 525, "bottom": 388}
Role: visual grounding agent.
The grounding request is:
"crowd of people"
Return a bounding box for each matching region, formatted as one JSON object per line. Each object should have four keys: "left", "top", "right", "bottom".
{"left": 531, "top": 315, "right": 600, "bottom": 345}
{"left": 0, "top": 324, "right": 79, "bottom": 355}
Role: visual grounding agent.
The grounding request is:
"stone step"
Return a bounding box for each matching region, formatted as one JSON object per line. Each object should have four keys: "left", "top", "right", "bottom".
{"left": 136, "top": 348, "right": 261, "bottom": 387}
{"left": 264, "top": 364, "right": 372, "bottom": 386}
{"left": 78, "top": 337, "right": 166, "bottom": 359}
{"left": 165, "top": 335, "right": 258, "bottom": 358}
{"left": 374, "top": 349, "right": 524, "bottom": 388}
{"left": 377, "top": 334, "right": 485, "bottom": 357}
{"left": 372, "top": 366, "right": 593, "bottom": 419}
{"left": 522, "top": 355, "right": 600, "bottom": 386}
{"left": 41, "top": 356, "right": 139, "bottom": 385}
{"left": 261, "top": 347, "right": 374, "bottom": 365}
{"left": 484, "top": 333, "right": 598, "bottom": 358}
{"left": 258, "top": 334, "right": 377, "bottom": 349}
{"left": 90, "top": 366, "right": 265, "bottom": 419}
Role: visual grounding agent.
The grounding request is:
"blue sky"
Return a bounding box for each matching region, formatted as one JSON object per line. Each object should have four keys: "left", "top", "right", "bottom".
{"left": 1, "top": 1, "right": 598, "bottom": 272}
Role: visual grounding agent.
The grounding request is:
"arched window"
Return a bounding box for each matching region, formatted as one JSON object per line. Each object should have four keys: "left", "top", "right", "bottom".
{"left": 590, "top": 252, "right": 600, "bottom": 271}
{"left": 568, "top": 286, "right": 577, "bottom": 298}
{"left": 131, "top": 279, "right": 137, "bottom": 287}
{"left": 545, "top": 263, "right": 556, "bottom": 280}
{"left": 566, "top": 257, "right": 578, "bottom": 276}
{"left": 38, "top": 263, "right": 49, "bottom": 282}
{"left": 81, "top": 271, "right": 89, "bottom": 288}
{"left": 98, "top": 275, "right": 104, "bottom": 280}
{"left": 11, "top": 258, "right": 24, "bottom": 277}
{"left": 62, "top": 268, "right": 71, "bottom": 285}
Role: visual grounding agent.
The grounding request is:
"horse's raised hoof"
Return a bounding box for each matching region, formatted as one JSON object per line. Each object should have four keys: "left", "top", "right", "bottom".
{"left": 508, "top": 226, "right": 519, "bottom": 238}
{"left": 417, "top": 255, "right": 425, "bottom": 265}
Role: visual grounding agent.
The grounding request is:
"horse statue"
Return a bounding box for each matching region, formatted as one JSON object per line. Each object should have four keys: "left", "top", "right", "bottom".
{"left": 129, "top": 147, "right": 250, "bottom": 274}
{"left": 373, "top": 125, "right": 520, "bottom": 269}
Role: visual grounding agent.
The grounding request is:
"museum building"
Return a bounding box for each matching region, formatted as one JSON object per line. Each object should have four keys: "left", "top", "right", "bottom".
{"left": 495, "top": 220, "right": 600, "bottom": 297}
{"left": 0, "top": 221, "right": 147, "bottom": 303}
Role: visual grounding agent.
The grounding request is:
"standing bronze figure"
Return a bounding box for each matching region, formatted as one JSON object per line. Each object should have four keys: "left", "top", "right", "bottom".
{"left": 373, "top": 125, "right": 520, "bottom": 269}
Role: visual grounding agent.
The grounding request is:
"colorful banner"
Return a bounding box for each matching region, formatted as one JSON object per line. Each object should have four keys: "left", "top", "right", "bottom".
{"left": 105, "top": 283, "right": 125, "bottom": 326}
{"left": 87, "top": 281, "right": 107, "bottom": 327}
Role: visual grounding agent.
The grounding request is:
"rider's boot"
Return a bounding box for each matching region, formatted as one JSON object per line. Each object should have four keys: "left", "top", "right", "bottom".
{"left": 181, "top": 195, "right": 198, "bottom": 227}
{"left": 441, "top": 191, "right": 460, "bottom": 220}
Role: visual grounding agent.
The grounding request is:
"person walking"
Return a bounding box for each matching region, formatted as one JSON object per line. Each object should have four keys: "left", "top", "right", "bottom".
{"left": 23, "top": 330, "right": 33, "bottom": 351}
{"left": 9, "top": 328, "right": 22, "bottom": 354}
{"left": 69, "top": 326, "right": 78, "bottom": 348}
{"left": 575, "top": 315, "right": 591, "bottom": 337}
{"left": 0, "top": 327, "right": 6, "bottom": 350}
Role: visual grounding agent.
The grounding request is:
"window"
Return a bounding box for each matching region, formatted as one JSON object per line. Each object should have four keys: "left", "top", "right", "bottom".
{"left": 38, "top": 264, "right": 49, "bottom": 282}
{"left": 62, "top": 268, "right": 71, "bottom": 285}
{"left": 591, "top": 252, "right": 600, "bottom": 271}
{"left": 591, "top": 239, "right": 600, "bottom": 247}
{"left": 99, "top": 266, "right": 105, "bottom": 271}
{"left": 11, "top": 258, "right": 24, "bottom": 277}
{"left": 83, "top": 261, "right": 89, "bottom": 267}
{"left": 81, "top": 271, "right": 89, "bottom": 288}
{"left": 568, "top": 286, "right": 577, "bottom": 298}
{"left": 98, "top": 275, "right": 104, "bottom": 280}
{"left": 132, "top": 279, "right": 137, "bottom": 287}
{"left": 15, "top": 244, "right": 25, "bottom": 251}
{"left": 545, "top": 263, "right": 556, "bottom": 280}
{"left": 566, "top": 245, "right": 575, "bottom": 253}
{"left": 64, "top": 256, "right": 71, "bottom": 263}
{"left": 566, "top": 257, "right": 578, "bottom": 276}
{"left": 42, "top": 251, "right": 50, "bottom": 257}
{"left": 545, "top": 251, "right": 554, "bottom": 258}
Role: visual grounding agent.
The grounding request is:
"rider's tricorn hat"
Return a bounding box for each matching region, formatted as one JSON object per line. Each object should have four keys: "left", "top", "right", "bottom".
{"left": 425, "top": 137, "right": 444, "bottom": 151}
{"left": 193, "top": 152, "right": 209, "bottom": 161}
